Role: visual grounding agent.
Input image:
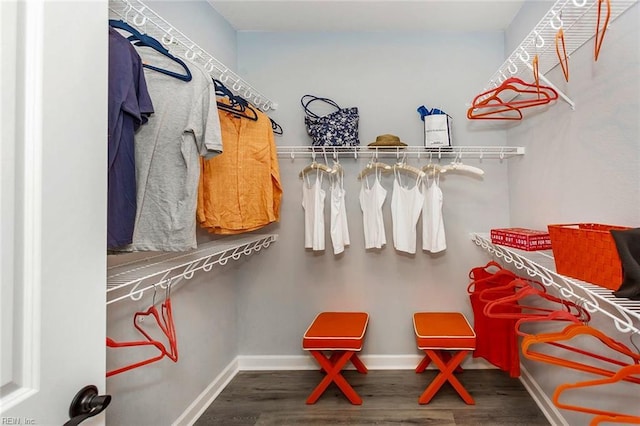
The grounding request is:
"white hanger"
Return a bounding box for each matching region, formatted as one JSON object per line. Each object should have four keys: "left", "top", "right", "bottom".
{"left": 440, "top": 152, "right": 485, "bottom": 176}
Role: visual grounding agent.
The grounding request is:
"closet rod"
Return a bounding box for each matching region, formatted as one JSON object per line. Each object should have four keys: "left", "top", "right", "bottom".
{"left": 474, "top": 0, "right": 638, "bottom": 109}
{"left": 276, "top": 145, "right": 525, "bottom": 160}
{"left": 108, "top": 0, "right": 277, "bottom": 112}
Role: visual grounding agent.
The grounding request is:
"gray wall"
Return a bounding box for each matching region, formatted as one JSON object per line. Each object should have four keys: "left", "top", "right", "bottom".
{"left": 105, "top": 0, "right": 640, "bottom": 424}
{"left": 504, "top": 1, "right": 640, "bottom": 425}
{"left": 234, "top": 30, "right": 511, "bottom": 357}
{"left": 105, "top": 2, "right": 242, "bottom": 425}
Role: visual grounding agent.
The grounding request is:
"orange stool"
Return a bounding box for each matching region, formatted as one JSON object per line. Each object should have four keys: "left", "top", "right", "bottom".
{"left": 413, "top": 312, "right": 476, "bottom": 405}
{"left": 302, "top": 312, "right": 369, "bottom": 405}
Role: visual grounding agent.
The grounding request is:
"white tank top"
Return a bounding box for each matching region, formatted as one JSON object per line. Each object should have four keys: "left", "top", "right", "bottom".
{"left": 302, "top": 170, "right": 326, "bottom": 251}
{"left": 422, "top": 175, "right": 446, "bottom": 253}
{"left": 391, "top": 170, "right": 424, "bottom": 254}
{"left": 359, "top": 169, "right": 387, "bottom": 249}
{"left": 330, "top": 171, "right": 350, "bottom": 255}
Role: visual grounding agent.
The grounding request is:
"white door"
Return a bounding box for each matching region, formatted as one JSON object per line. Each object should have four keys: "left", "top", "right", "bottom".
{"left": 1, "top": 1, "right": 108, "bottom": 425}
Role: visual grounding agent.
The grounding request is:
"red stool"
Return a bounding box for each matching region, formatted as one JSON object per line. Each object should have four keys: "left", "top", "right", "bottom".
{"left": 302, "top": 312, "right": 369, "bottom": 404}
{"left": 413, "top": 312, "right": 476, "bottom": 405}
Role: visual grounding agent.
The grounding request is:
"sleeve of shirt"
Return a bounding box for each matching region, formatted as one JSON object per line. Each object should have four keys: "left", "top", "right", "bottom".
{"left": 190, "top": 79, "right": 223, "bottom": 160}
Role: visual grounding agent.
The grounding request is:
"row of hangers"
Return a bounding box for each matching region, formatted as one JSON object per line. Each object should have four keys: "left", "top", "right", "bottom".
{"left": 109, "top": 19, "right": 283, "bottom": 135}
{"left": 299, "top": 153, "right": 485, "bottom": 180}
{"left": 468, "top": 0, "right": 612, "bottom": 121}
{"left": 107, "top": 286, "right": 178, "bottom": 377}
{"left": 469, "top": 261, "right": 640, "bottom": 424}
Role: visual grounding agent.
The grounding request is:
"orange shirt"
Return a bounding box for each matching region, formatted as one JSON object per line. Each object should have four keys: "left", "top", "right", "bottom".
{"left": 198, "top": 108, "right": 282, "bottom": 234}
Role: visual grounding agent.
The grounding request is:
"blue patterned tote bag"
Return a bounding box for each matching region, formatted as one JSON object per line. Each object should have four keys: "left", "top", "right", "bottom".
{"left": 301, "top": 95, "right": 360, "bottom": 147}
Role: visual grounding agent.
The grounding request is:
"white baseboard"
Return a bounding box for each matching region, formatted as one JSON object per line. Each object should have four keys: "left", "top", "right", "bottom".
{"left": 172, "top": 358, "right": 240, "bottom": 426}
{"left": 519, "top": 364, "right": 568, "bottom": 426}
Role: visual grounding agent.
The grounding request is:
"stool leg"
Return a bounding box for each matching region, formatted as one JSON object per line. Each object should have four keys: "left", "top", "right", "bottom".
{"left": 418, "top": 350, "right": 474, "bottom": 405}
{"left": 415, "top": 354, "right": 432, "bottom": 373}
{"left": 307, "top": 350, "right": 362, "bottom": 405}
{"left": 349, "top": 353, "right": 368, "bottom": 374}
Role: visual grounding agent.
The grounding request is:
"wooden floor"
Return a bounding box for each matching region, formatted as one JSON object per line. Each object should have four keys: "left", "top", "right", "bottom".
{"left": 195, "top": 369, "right": 550, "bottom": 425}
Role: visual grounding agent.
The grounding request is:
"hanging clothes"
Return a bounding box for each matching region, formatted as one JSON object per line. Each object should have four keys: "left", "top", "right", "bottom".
{"left": 359, "top": 168, "right": 387, "bottom": 249}
{"left": 197, "top": 105, "right": 282, "bottom": 234}
{"left": 391, "top": 169, "right": 424, "bottom": 254}
{"left": 302, "top": 169, "right": 326, "bottom": 251}
{"left": 125, "top": 47, "right": 223, "bottom": 252}
{"left": 330, "top": 169, "right": 350, "bottom": 255}
{"left": 107, "top": 28, "right": 154, "bottom": 250}
{"left": 422, "top": 174, "right": 446, "bottom": 253}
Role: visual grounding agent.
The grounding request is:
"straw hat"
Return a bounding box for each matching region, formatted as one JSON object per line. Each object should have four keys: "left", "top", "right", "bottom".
{"left": 368, "top": 134, "right": 407, "bottom": 147}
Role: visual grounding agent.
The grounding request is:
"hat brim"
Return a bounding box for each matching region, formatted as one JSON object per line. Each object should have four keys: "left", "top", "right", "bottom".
{"left": 368, "top": 141, "right": 408, "bottom": 147}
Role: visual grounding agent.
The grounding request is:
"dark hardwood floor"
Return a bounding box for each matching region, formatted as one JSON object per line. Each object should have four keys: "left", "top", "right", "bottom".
{"left": 195, "top": 369, "right": 550, "bottom": 425}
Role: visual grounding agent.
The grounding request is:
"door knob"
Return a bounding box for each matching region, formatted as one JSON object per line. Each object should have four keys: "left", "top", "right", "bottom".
{"left": 64, "top": 385, "right": 111, "bottom": 426}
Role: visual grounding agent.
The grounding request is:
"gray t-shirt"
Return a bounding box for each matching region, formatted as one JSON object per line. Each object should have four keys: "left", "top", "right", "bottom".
{"left": 127, "top": 47, "right": 222, "bottom": 251}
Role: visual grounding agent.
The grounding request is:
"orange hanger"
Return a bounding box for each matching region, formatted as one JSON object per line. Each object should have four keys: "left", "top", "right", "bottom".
{"left": 555, "top": 29, "right": 569, "bottom": 82}
{"left": 468, "top": 77, "right": 558, "bottom": 120}
{"left": 591, "top": 414, "right": 640, "bottom": 425}
{"left": 595, "top": 0, "right": 611, "bottom": 61}
{"left": 467, "top": 98, "right": 524, "bottom": 121}
{"left": 471, "top": 78, "right": 558, "bottom": 109}
{"left": 532, "top": 55, "right": 540, "bottom": 94}
{"left": 552, "top": 364, "right": 640, "bottom": 419}
{"left": 522, "top": 324, "right": 640, "bottom": 384}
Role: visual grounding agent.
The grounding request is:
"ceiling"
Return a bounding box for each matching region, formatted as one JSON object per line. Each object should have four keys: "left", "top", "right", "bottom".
{"left": 207, "top": 0, "right": 525, "bottom": 32}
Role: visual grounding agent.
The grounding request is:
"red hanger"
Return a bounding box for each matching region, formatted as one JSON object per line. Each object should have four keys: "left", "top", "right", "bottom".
{"left": 482, "top": 282, "right": 584, "bottom": 318}
{"left": 106, "top": 337, "right": 167, "bottom": 377}
{"left": 134, "top": 290, "right": 178, "bottom": 362}
{"left": 515, "top": 309, "right": 588, "bottom": 338}
{"left": 522, "top": 324, "right": 640, "bottom": 384}
{"left": 467, "top": 268, "right": 519, "bottom": 294}
{"left": 555, "top": 29, "right": 569, "bottom": 82}
{"left": 477, "top": 277, "right": 547, "bottom": 305}
{"left": 552, "top": 363, "right": 640, "bottom": 419}
{"left": 468, "top": 260, "right": 504, "bottom": 281}
{"left": 594, "top": 0, "right": 611, "bottom": 61}
{"left": 106, "top": 288, "right": 179, "bottom": 377}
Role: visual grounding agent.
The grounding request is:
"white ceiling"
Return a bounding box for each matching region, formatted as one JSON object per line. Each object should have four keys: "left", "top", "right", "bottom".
{"left": 207, "top": 0, "right": 526, "bottom": 32}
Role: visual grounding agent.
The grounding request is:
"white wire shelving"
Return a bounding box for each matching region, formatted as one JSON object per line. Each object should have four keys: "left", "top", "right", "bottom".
{"left": 471, "top": 232, "right": 640, "bottom": 336}
{"left": 276, "top": 145, "right": 525, "bottom": 160}
{"left": 107, "top": 234, "right": 277, "bottom": 305}
{"left": 474, "top": 0, "right": 638, "bottom": 109}
{"left": 108, "top": 0, "right": 277, "bottom": 111}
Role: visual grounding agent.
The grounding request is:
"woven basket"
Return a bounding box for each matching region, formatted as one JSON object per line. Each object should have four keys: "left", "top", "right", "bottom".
{"left": 547, "top": 223, "right": 630, "bottom": 290}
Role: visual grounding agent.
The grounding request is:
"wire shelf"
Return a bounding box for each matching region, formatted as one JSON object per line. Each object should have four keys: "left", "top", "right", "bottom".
{"left": 276, "top": 145, "right": 525, "bottom": 160}
{"left": 472, "top": 233, "right": 640, "bottom": 336}
{"left": 107, "top": 234, "right": 277, "bottom": 305}
{"left": 108, "top": 0, "right": 277, "bottom": 111}
{"left": 474, "top": 0, "right": 638, "bottom": 108}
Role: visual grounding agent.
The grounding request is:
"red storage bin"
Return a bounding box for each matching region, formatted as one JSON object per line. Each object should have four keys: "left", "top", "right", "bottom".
{"left": 547, "top": 223, "right": 630, "bottom": 290}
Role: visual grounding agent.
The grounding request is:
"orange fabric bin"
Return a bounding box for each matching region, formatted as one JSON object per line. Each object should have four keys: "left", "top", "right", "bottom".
{"left": 547, "top": 223, "right": 630, "bottom": 290}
